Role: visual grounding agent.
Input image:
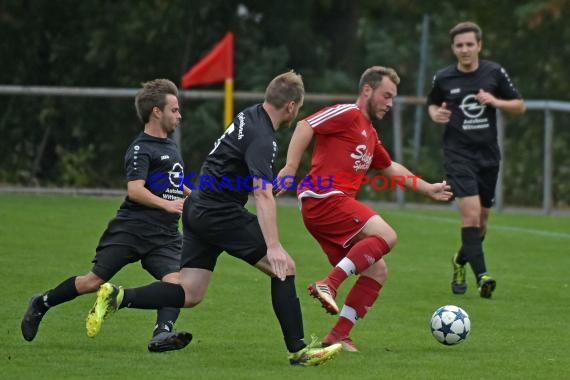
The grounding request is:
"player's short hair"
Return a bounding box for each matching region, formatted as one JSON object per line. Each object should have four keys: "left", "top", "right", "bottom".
{"left": 264, "top": 70, "right": 305, "bottom": 109}
{"left": 358, "top": 66, "right": 400, "bottom": 92}
{"left": 450, "top": 21, "right": 482, "bottom": 43}
{"left": 135, "top": 79, "right": 179, "bottom": 124}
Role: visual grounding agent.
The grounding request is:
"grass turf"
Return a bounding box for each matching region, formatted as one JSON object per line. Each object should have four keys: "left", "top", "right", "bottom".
{"left": 1, "top": 193, "right": 569, "bottom": 379}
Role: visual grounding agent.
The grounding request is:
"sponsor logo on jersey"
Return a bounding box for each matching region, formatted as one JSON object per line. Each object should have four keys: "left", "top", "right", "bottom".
{"left": 450, "top": 88, "right": 460, "bottom": 94}
{"left": 459, "top": 94, "right": 486, "bottom": 118}
{"left": 237, "top": 112, "right": 245, "bottom": 140}
{"left": 161, "top": 155, "right": 170, "bottom": 160}
{"left": 459, "top": 94, "right": 489, "bottom": 130}
{"left": 168, "top": 162, "right": 184, "bottom": 188}
{"left": 350, "top": 144, "right": 372, "bottom": 171}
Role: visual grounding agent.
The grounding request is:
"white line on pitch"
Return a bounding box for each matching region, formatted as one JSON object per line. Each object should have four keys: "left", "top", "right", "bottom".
{"left": 393, "top": 213, "right": 570, "bottom": 240}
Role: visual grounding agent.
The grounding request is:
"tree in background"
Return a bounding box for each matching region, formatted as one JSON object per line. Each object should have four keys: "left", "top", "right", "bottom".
{"left": 0, "top": 0, "right": 568, "bottom": 206}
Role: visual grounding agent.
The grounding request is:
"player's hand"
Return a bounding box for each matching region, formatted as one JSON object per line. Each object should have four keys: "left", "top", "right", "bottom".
{"left": 267, "top": 244, "right": 289, "bottom": 281}
{"left": 274, "top": 165, "right": 297, "bottom": 197}
{"left": 427, "top": 180, "right": 453, "bottom": 201}
{"left": 476, "top": 89, "right": 496, "bottom": 107}
{"left": 164, "top": 198, "right": 185, "bottom": 214}
{"left": 434, "top": 102, "right": 451, "bottom": 124}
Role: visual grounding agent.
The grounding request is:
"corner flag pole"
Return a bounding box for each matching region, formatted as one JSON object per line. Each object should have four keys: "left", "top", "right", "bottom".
{"left": 224, "top": 78, "right": 234, "bottom": 127}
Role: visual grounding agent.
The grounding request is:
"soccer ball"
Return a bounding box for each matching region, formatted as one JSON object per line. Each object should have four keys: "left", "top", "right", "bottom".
{"left": 430, "top": 305, "right": 470, "bottom": 345}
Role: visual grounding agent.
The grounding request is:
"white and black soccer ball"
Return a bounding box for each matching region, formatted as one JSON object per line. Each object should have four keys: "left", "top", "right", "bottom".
{"left": 430, "top": 305, "right": 470, "bottom": 345}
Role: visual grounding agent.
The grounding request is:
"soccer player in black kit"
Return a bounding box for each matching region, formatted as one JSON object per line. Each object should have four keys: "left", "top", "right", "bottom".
{"left": 427, "top": 22, "right": 525, "bottom": 298}
{"left": 21, "top": 79, "right": 193, "bottom": 352}
{"left": 84, "top": 71, "right": 342, "bottom": 366}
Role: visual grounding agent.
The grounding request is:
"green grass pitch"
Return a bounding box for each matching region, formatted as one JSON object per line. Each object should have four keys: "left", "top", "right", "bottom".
{"left": 1, "top": 193, "right": 569, "bottom": 379}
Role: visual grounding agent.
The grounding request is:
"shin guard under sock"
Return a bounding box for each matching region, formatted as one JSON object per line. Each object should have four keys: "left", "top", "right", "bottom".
{"left": 271, "top": 276, "right": 305, "bottom": 353}
{"left": 121, "top": 282, "right": 185, "bottom": 309}
{"left": 327, "top": 236, "right": 390, "bottom": 290}
{"left": 44, "top": 276, "right": 80, "bottom": 308}
{"left": 459, "top": 227, "right": 488, "bottom": 278}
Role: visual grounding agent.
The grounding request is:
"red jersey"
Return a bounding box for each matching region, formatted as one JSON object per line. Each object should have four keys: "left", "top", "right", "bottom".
{"left": 297, "top": 104, "right": 392, "bottom": 199}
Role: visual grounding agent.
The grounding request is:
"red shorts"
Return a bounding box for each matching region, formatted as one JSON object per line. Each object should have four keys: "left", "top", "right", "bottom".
{"left": 300, "top": 195, "right": 377, "bottom": 266}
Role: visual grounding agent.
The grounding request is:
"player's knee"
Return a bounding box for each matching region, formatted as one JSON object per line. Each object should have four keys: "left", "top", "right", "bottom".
{"left": 286, "top": 257, "right": 296, "bottom": 275}
{"left": 462, "top": 218, "right": 480, "bottom": 227}
{"left": 184, "top": 291, "right": 205, "bottom": 308}
{"left": 77, "top": 273, "right": 105, "bottom": 293}
{"left": 184, "top": 299, "right": 201, "bottom": 308}
{"left": 84, "top": 282, "right": 102, "bottom": 293}
{"left": 362, "top": 260, "right": 388, "bottom": 284}
{"left": 380, "top": 228, "right": 398, "bottom": 249}
{"left": 162, "top": 272, "right": 181, "bottom": 284}
{"left": 461, "top": 209, "right": 481, "bottom": 226}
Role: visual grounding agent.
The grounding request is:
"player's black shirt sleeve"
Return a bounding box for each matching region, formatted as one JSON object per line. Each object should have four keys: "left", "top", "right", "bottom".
{"left": 245, "top": 137, "right": 276, "bottom": 180}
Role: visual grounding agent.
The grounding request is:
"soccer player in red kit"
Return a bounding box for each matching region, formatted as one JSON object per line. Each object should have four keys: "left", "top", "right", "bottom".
{"left": 276, "top": 66, "right": 452, "bottom": 352}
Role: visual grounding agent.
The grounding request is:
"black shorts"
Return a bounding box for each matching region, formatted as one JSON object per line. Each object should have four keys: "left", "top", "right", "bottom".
{"left": 180, "top": 200, "right": 266, "bottom": 271}
{"left": 444, "top": 159, "right": 499, "bottom": 208}
{"left": 92, "top": 218, "right": 181, "bottom": 281}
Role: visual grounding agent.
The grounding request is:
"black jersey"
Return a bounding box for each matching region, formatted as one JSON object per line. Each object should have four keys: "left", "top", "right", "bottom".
{"left": 192, "top": 103, "right": 277, "bottom": 206}
{"left": 117, "top": 132, "right": 185, "bottom": 229}
{"left": 427, "top": 60, "right": 522, "bottom": 165}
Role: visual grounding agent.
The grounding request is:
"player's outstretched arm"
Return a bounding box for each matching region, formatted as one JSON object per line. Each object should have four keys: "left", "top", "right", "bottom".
{"left": 379, "top": 162, "right": 452, "bottom": 201}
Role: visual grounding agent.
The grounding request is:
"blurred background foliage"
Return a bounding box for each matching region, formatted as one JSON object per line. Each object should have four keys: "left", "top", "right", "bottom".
{"left": 0, "top": 0, "right": 569, "bottom": 207}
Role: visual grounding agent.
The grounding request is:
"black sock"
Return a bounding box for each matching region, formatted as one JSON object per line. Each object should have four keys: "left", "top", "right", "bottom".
{"left": 459, "top": 227, "right": 487, "bottom": 279}
{"left": 271, "top": 276, "right": 305, "bottom": 353}
{"left": 121, "top": 282, "right": 185, "bottom": 309}
{"left": 44, "top": 276, "right": 79, "bottom": 308}
{"left": 154, "top": 307, "right": 181, "bottom": 334}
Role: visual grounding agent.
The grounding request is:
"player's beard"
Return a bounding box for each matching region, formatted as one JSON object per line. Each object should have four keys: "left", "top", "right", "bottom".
{"left": 162, "top": 118, "right": 179, "bottom": 135}
{"left": 280, "top": 114, "right": 296, "bottom": 130}
{"left": 286, "top": 106, "right": 300, "bottom": 128}
{"left": 366, "top": 97, "right": 382, "bottom": 122}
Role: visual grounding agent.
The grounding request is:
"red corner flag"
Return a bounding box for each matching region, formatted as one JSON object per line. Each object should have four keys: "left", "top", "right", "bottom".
{"left": 181, "top": 32, "right": 234, "bottom": 88}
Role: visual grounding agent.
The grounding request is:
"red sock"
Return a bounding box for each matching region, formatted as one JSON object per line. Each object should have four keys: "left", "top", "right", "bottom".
{"left": 345, "top": 276, "right": 382, "bottom": 318}
{"left": 325, "top": 267, "right": 347, "bottom": 295}
{"left": 332, "top": 276, "right": 383, "bottom": 337}
{"left": 326, "top": 236, "right": 390, "bottom": 291}
{"left": 330, "top": 316, "right": 354, "bottom": 338}
{"left": 347, "top": 236, "right": 390, "bottom": 273}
